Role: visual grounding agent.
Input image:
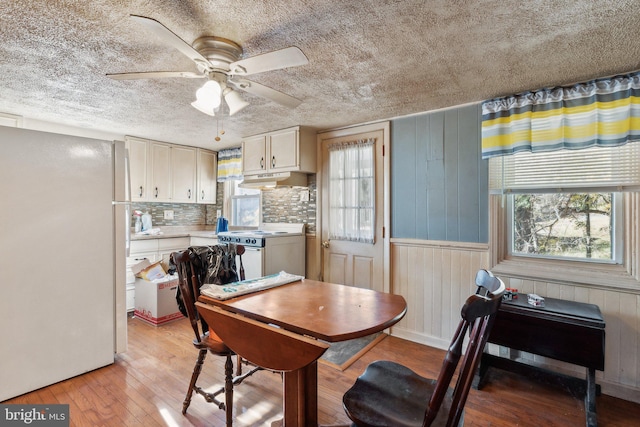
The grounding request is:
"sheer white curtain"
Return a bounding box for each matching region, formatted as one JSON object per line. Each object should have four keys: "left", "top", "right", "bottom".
{"left": 328, "top": 138, "right": 375, "bottom": 243}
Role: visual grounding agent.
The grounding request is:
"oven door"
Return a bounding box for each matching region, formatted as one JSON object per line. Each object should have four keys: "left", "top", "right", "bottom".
{"left": 240, "top": 247, "right": 264, "bottom": 280}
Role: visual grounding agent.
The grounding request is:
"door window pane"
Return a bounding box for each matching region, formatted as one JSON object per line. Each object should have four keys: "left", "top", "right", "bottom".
{"left": 328, "top": 139, "right": 375, "bottom": 243}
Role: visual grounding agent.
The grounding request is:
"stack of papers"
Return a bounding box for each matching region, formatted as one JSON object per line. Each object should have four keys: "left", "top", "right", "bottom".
{"left": 200, "top": 271, "right": 304, "bottom": 300}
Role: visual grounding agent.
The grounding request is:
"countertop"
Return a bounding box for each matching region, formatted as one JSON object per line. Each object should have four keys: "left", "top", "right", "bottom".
{"left": 131, "top": 226, "right": 218, "bottom": 241}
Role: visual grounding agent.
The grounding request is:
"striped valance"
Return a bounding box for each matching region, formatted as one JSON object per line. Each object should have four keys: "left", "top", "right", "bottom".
{"left": 481, "top": 71, "right": 640, "bottom": 159}
{"left": 217, "top": 147, "right": 242, "bottom": 182}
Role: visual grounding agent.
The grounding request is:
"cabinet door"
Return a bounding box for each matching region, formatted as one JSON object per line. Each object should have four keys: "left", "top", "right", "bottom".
{"left": 268, "top": 128, "right": 299, "bottom": 171}
{"left": 158, "top": 237, "right": 191, "bottom": 269}
{"left": 149, "top": 142, "right": 172, "bottom": 201}
{"left": 242, "top": 135, "right": 267, "bottom": 174}
{"left": 197, "top": 149, "right": 217, "bottom": 204}
{"left": 126, "top": 137, "right": 148, "bottom": 201}
{"left": 171, "top": 146, "right": 197, "bottom": 203}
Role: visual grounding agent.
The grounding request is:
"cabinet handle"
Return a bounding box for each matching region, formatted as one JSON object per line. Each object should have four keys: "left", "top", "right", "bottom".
{"left": 260, "top": 157, "right": 264, "bottom": 169}
{"left": 155, "top": 187, "right": 158, "bottom": 198}
{"left": 188, "top": 189, "right": 191, "bottom": 199}
{"left": 201, "top": 190, "right": 205, "bottom": 200}
{"left": 272, "top": 156, "right": 276, "bottom": 168}
{"left": 139, "top": 186, "right": 143, "bottom": 197}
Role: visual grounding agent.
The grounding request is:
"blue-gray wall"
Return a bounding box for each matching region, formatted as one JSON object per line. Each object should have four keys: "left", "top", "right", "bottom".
{"left": 391, "top": 103, "right": 488, "bottom": 243}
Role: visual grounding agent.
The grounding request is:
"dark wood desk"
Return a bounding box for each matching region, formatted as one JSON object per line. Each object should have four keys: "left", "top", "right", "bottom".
{"left": 475, "top": 293, "right": 605, "bottom": 427}
{"left": 196, "top": 279, "right": 407, "bottom": 427}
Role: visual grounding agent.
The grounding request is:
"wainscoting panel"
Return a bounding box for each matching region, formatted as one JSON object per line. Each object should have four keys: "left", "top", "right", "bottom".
{"left": 390, "top": 239, "right": 489, "bottom": 348}
{"left": 389, "top": 238, "right": 640, "bottom": 403}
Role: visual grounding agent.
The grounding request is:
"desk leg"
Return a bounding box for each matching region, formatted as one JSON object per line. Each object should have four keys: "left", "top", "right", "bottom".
{"left": 282, "top": 362, "right": 319, "bottom": 427}
{"left": 585, "top": 368, "right": 597, "bottom": 427}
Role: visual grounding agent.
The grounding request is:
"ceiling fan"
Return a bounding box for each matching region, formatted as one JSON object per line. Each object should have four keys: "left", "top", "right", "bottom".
{"left": 107, "top": 15, "right": 309, "bottom": 116}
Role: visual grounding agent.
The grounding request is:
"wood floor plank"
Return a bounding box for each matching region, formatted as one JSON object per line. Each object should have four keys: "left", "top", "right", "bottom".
{"left": 3, "top": 316, "right": 640, "bottom": 426}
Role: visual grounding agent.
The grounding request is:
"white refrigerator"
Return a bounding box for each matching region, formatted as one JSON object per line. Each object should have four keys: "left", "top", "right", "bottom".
{"left": 0, "top": 126, "right": 129, "bottom": 401}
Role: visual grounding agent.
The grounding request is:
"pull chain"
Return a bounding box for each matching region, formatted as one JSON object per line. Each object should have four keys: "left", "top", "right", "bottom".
{"left": 215, "top": 117, "right": 221, "bottom": 141}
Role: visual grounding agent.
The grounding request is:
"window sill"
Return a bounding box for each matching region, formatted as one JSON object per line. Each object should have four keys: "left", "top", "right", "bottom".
{"left": 491, "top": 256, "right": 640, "bottom": 293}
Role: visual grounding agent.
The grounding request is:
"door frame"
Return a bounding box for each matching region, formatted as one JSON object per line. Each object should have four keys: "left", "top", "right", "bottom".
{"left": 314, "top": 121, "right": 391, "bottom": 293}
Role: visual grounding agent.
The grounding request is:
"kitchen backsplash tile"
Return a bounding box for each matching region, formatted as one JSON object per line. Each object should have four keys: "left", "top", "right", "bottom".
{"left": 131, "top": 175, "right": 317, "bottom": 233}
{"left": 131, "top": 183, "right": 224, "bottom": 227}
{"left": 261, "top": 175, "right": 316, "bottom": 234}
{"left": 132, "top": 202, "right": 208, "bottom": 227}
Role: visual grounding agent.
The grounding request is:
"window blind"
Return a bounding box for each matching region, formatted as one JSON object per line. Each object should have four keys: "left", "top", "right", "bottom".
{"left": 488, "top": 142, "right": 640, "bottom": 194}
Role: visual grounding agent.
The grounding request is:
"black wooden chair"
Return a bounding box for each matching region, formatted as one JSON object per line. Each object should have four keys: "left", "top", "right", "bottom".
{"left": 342, "top": 269, "right": 505, "bottom": 427}
{"left": 171, "top": 245, "right": 261, "bottom": 427}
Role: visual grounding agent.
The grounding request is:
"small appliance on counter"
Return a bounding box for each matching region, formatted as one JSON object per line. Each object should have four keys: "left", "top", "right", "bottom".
{"left": 216, "top": 217, "right": 228, "bottom": 233}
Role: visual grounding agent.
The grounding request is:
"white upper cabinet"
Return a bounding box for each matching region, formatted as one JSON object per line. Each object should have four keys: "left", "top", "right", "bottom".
{"left": 268, "top": 128, "right": 300, "bottom": 172}
{"left": 242, "top": 126, "right": 316, "bottom": 175}
{"left": 197, "top": 149, "right": 217, "bottom": 204}
{"left": 171, "top": 145, "right": 197, "bottom": 203}
{"left": 126, "top": 136, "right": 215, "bottom": 204}
{"left": 149, "top": 141, "right": 172, "bottom": 202}
{"left": 242, "top": 135, "right": 268, "bottom": 174}
{"left": 125, "top": 136, "right": 148, "bottom": 201}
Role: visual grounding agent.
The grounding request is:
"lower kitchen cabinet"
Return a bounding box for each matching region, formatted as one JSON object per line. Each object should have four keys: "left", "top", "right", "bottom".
{"left": 128, "top": 237, "right": 190, "bottom": 312}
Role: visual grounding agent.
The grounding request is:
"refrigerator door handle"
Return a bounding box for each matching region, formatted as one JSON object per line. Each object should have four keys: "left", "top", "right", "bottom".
{"left": 124, "top": 149, "right": 131, "bottom": 257}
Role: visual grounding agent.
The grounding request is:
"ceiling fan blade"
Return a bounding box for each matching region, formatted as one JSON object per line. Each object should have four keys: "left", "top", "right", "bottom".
{"left": 229, "top": 46, "right": 308, "bottom": 76}
{"left": 130, "top": 15, "right": 211, "bottom": 68}
{"left": 231, "top": 78, "right": 302, "bottom": 108}
{"left": 107, "top": 71, "right": 205, "bottom": 80}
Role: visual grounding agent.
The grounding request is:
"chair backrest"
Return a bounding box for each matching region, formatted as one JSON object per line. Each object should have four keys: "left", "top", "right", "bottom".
{"left": 172, "top": 249, "right": 205, "bottom": 343}
{"left": 188, "top": 244, "right": 245, "bottom": 285}
{"left": 423, "top": 269, "right": 505, "bottom": 427}
{"left": 171, "top": 244, "right": 246, "bottom": 343}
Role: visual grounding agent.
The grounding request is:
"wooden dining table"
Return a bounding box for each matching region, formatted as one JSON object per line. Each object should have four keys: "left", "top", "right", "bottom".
{"left": 195, "top": 279, "right": 407, "bottom": 427}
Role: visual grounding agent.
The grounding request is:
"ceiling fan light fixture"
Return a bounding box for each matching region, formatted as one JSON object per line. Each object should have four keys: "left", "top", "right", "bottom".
{"left": 113, "top": 16, "right": 309, "bottom": 116}
{"left": 192, "top": 80, "right": 222, "bottom": 115}
{"left": 224, "top": 89, "right": 250, "bottom": 115}
{"left": 190, "top": 99, "right": 216, "bottom": 116}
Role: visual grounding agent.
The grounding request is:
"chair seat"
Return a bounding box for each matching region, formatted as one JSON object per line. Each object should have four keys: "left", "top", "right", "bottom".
{"left": 343, "top": 360, "right": 458, "bottom": 427}
{"left": 193, "top": 332, "right": 235, "bottom": 355}
{"left": 343, "top": 270, "right": 504, "bottom": 427}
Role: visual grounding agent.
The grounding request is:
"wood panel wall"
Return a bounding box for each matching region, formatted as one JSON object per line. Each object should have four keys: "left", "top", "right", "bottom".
{"left": 389, "top": 239, "right": 640, "bottom": 404}
{"left": 391, "top": 104, "right": 488, "bottom": 243}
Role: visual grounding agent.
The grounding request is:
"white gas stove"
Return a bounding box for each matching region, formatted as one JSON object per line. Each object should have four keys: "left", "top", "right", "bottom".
{"left": 217, "top": 223, "right": 305, "bottom": 280}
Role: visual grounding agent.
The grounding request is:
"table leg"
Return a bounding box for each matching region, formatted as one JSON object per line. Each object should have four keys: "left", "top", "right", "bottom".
{"left": 282, "top": 362, "right": 319, "bottom": 427}
{"left": 585, "top": 368, "right": 597, "bottom": 427}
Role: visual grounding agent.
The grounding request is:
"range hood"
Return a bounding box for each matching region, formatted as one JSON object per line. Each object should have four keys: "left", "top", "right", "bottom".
{"left": 239, "top": 171, "right": 308, "bottom": 189}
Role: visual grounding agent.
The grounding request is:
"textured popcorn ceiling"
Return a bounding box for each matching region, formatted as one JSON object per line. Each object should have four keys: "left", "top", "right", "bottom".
{"left": 1, "top": 0, "right": 640, "bottom": 149}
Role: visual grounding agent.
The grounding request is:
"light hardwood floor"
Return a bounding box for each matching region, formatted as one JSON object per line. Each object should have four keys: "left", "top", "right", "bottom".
{"left": 4, "top": 316, "right": 640, "bottom": 426}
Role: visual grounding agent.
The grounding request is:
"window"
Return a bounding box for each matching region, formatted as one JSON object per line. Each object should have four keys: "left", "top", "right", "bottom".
{"left": 508, "top": 193, "right": 621, "bottom": 263}
{"left": 488, "top": 146, "right": 640, "bottom": 290}
{"left": 229, "top": 180, "right": 260, "bottom": 227}
{"left": 482, "top": 71, "right": 640, "bottom": 289}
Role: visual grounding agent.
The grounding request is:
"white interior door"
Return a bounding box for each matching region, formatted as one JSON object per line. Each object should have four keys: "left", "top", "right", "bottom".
{"left": 319, "top": 122, "right": 389, "bottom": 292}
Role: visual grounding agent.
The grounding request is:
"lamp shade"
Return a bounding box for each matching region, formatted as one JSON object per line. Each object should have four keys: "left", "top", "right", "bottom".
{"left": 191, "top": 80, "right": 222, "bottom": 116}
{"left": 225, "top": 89, "right": 250, "bottom": 115}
